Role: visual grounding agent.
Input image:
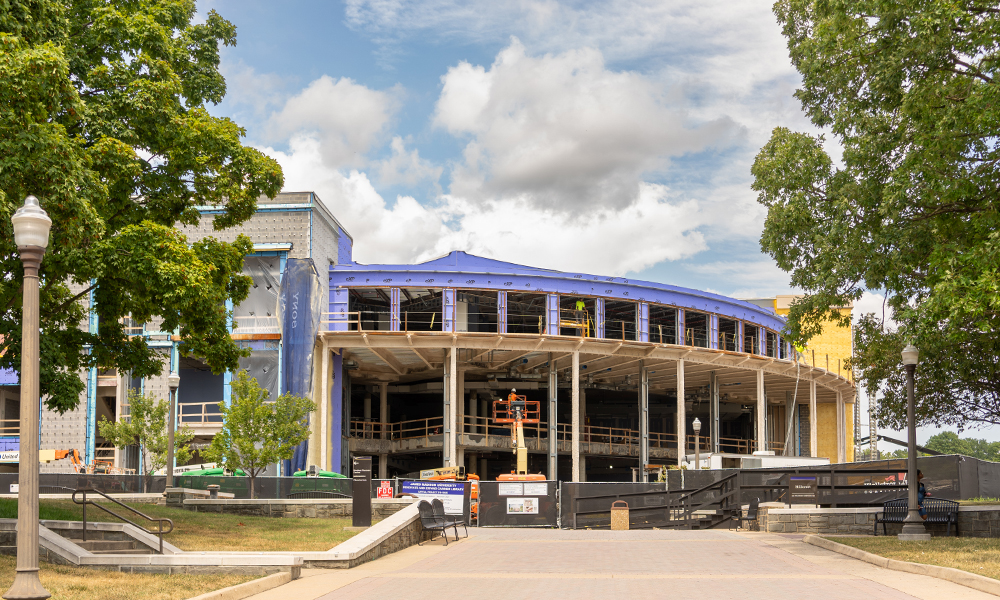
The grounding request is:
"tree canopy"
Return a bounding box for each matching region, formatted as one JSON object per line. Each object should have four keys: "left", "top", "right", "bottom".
{"left": 753, "top": 1, "right": 1000, "bottom": 429}
{"left": 0, "top": 1, "right": 283, "bottom": 412}
{"left": 204, "top": 371, "right": 314, "bottom": 499}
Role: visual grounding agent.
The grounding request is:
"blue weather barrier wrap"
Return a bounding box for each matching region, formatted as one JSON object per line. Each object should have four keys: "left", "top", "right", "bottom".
{"left": 278, "top": 258, "right": 323, "bottom": 474}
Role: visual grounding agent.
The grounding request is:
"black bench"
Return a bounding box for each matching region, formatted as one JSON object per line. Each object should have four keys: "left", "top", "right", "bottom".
{"left": 874, "top": 497, "right": 959, "bottom": 536}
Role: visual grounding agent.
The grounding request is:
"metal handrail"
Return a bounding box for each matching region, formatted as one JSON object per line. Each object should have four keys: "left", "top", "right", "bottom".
{"left": 72, "top": 488, "right": 174, "bottom": 554}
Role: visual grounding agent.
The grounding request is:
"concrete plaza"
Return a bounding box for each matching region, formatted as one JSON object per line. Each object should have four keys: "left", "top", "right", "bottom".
{"left": 247, "top": 529, "right": 990, "bottom": 600}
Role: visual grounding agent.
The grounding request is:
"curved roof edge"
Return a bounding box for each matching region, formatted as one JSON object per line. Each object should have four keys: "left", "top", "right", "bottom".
{"left": 333, "top": 251, "right": 785, "bottom": 330}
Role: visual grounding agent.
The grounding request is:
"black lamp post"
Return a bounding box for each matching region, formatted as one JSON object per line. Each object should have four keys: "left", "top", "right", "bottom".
{"left": 898, "top": 343, "right": 930, "bottom": 541}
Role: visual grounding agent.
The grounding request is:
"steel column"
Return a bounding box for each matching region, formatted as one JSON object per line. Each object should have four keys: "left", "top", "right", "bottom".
{"left": 571, "top": 351, "right": 580, "bottom": 481}
{"left": 497, "top": 290, "right": 507, "bottom": 334}
{"left": 548, "top": 352, "right": 558, "bottom": 481}
{"left": 809, "top": 379, "right": 817, "bottom": 458}
{"left": 676, "top": 359, "right": 685, "bottom": 467}
{"left": 637, "top": 303, "right": 649, "bottom": 343}
{"left": 710, "top": 370, "right": 719, "bottom": 453}
{"left": 639, "top": 361, "right": 649, "bottom": 481}
{"left": 756, "top": 369, "right": 767, "bottom": 453}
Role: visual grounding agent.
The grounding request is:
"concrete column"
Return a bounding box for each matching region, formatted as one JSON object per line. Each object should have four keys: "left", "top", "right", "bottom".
{"left": 571, "top": 351, "right": 580, "bottom": 482}
{"left": 443, "top": 350, "right": 451, "bottom": 466}
{"left": 809, "top": 379, "right": 818, "bottom": 458}
{"left": 379, "top": 453, "right": 387, "bottom": 479}
{"left": 480, "top": 397, "right": 487, "bottom": 434}
{"left": 457, "top": 368, "right": 466, "bottom": 436}
{"left": 676, "top": 359, "right": 685, "bottom": 467}
{"left": 639, "top": 361, "right": 649, "bottom": 481}
{"left": 480, "top": 457, "right": 488, "bottom": 480}
{"left": 710, "top": 371, "right": 720, "bottom": 453}
{"left": 548, "top": 352, "right": 558, "bottom": 482}
{"left": 448, "top": 348, "right": 459, "bottom": 466}
{"left": 756, "top": 369, "right": 767, "bottom": 453}
{"left": 363, "top": 392, "right": 371, "bottom": 421}
{"left": 469, "top": 390, "right": 478, "bottom": 435}
{"left": 837, "top": 390, "right": 845, "bottom": 463}
{"left": 379, "top": 383, "right": 388, "bottom": 440}
{"left": 456, "top": 368, "right": 466, "bottom": 468}
{"left": 785, "top": 390, "right": 795, "bottom": 456}
{"left": 320, "top": 343, "right": 329, "bottom": 470}
{"left": 579, "top": 388, "right": 587, "bottom": 481}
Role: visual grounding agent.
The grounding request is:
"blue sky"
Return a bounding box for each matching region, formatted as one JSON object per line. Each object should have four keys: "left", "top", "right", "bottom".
{"left": 197, "top": 1, "right": 995, "bottom": 445}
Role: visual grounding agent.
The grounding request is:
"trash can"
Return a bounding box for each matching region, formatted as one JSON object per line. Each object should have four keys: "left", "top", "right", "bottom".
{"left": 611, "top": 500, "right": 629, "bottom": 530}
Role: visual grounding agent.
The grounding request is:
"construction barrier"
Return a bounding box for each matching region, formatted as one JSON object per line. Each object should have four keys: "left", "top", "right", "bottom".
{"left": 477, "top": 480, "right": 558, "bottom": 527}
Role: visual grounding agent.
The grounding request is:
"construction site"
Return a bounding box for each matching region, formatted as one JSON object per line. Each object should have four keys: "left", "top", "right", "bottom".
{"left": 0, "top": 191, "right": 857, "bottom": 482}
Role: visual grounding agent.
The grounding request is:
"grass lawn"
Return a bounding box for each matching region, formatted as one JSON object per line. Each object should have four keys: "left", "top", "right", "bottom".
{"left": 825, "top": 536, "right": 1000, "bottom": 580}
{"left": 959, "top": 497, "right": 1000, "bottom": 506}
{"left": 0, "top": 498, "right": 358, "bottom": 552}
{"left": 0, "top": 555, "right": 257, "bottom": 600}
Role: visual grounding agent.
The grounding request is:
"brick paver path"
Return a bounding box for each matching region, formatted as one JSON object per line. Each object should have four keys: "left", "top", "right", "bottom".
{"left": 314, "top": 528, "right": 947, "bottom": 600}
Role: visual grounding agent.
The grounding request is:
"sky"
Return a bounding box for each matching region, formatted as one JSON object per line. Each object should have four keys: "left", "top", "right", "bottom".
{"left": 196, "top": 1, "right": 995, "bottom": 445}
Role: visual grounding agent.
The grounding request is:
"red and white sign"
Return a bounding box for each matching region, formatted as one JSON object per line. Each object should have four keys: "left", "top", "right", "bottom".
{"left": 377, "top": 480, "right": 393, "bottom": 498}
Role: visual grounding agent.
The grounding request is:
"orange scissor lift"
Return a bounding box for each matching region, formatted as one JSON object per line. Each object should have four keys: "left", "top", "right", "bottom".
{"left": 493, "top": 389, "right": 546, "bottom": 482}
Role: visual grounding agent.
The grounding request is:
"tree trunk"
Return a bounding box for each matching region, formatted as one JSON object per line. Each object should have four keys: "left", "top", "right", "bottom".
{"left": 249, "top": 474, "right": 256, "bottom": 500}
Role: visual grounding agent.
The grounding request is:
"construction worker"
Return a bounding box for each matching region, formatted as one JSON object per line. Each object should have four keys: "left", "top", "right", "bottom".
{"left": 575, "top": 299, "right": 585, "bottom": 321}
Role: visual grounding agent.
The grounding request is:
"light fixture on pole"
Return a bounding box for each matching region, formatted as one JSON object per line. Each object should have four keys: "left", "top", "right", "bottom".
{"left": 692, "top": 417, "right": 702, "bottom": 469}
{"left": 898, "top": 343, "right": 930, "bottom": 541}
{"left": 5, "top": 196, "right": 52, "bottom": 600}
{"left": 166, "top": 372, "right": 180, "bottom": 489}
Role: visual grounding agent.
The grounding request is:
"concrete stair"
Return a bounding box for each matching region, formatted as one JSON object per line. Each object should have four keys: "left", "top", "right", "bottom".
{"left": 73, "top": 539, "right": 153, "bottom": 555}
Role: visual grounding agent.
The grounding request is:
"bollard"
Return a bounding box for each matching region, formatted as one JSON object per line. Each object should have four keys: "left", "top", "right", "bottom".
{"left": 207, "top": 484, "right": 220, "bottom": 500}
{"left": 611, "top": 500, "right": 629, "bottom": 531}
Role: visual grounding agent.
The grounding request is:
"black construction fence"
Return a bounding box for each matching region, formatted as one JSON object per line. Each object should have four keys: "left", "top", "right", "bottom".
{"left": 478, "top": 480, "right": 558, "bottom": 527}
{"left": 559, "top": 455, "right": 1000, "bottom": 529}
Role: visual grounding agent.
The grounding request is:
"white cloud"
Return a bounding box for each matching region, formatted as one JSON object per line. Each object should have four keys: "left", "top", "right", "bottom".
{"left": 700, "top": 260, "right": 795, "bottom": 299}
{"left": 263, "top": 136, "right": 707, "bottom": 274}
{"left": 375, "top": 136, "right": 443, "bottom": 187}
{"left": 435, "top": 39, "right": 738, "bottom": 212}
{"left": 853, "top": 290, "right": 895, "bottom": 328}
{"left": 265, "top": 76, "right": 401, "bottom": 168}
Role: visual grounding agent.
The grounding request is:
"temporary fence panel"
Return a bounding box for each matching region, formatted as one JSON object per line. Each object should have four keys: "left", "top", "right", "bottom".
{"left": 399, "top": 479, "right": 472, "bottom": 525}
{"left": 478, "top": 480, "right": 558, "bottom": 527}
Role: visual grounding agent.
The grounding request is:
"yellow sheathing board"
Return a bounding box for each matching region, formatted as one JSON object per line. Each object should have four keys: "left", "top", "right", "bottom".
{"left": 775, "top": 297, "right": 855, "bottom": 462}
{"left": 816, "top": 403, "right": 838, "bottom": 462}
{"left": 846, "top": 402, "right": 854, "bottom": 462}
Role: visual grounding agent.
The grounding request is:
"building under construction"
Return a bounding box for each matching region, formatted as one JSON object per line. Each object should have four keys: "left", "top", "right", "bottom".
{"left": 0, "top": 192, "right": 856, "bottom": 480}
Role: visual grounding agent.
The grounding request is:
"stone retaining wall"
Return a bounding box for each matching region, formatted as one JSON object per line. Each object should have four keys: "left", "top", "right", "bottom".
{"left": 757, "top": 503, "right": 1000, "bottom": 537}
{"left": 182, "top": 497, "right": 415, "bottom": 520}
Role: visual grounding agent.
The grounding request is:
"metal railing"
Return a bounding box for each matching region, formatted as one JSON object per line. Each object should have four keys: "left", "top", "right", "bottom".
{"left": 232, "top": 315, "right": 280, "bottom": 334}
{"left": 0, "top": 419, "right": 18, "bottom": 436}
{"left": 72, "top": 487, "right": 174, "bottom": 554}
{"left": 179, "top": 401, "right": 223, "bottom": 425}
{"left": 351, "top": 416, "right": 730, "bottom": 455}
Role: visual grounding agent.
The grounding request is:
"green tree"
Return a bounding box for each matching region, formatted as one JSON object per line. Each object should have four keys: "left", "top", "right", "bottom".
{"left": 205, "top": 371, "right": 314, "bottom": 499}
{"left": 752, "top": 1, "right": 1000, "bottom": 430}
{"left": 925, "top": 431, "right": 1000, "bottom": 461}
{"left": 0, "top": 1, "right": 283, "bottom": 413}
{"left": 98, "top": 388, "right": 193, "bottom": 492}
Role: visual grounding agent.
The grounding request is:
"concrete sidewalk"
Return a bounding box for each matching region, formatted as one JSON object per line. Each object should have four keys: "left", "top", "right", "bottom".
{"left": 244, "top": 529, "right": 994, "bottom": 600}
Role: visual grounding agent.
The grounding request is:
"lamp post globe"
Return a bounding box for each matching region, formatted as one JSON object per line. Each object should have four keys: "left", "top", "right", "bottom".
{"left": 898, "top": 343, "right": 930, "bottom": 540}
{"left": 692, "top": 418, "right": 702, "bottom": 469}
{"left": 4, "top": 196, "right": 51, "bottom": 600}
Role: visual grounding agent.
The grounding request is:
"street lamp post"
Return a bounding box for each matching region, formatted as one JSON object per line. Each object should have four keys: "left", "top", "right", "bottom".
{"left": 692, "top": 417, "right": 702, "bottom": 469}
{"left": 898, "top": 343, "right": 930, "bottom": 541}
{"left": 166, "top": 372, "right": 180, "bottom": 489}
{"left": 5, "top": 196, "right": 52, "bottom": 600}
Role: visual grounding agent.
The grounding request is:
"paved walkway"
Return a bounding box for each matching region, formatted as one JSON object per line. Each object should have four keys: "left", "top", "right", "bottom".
{"left": 246, "top": 529, "right": 994, "bottom": 600}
